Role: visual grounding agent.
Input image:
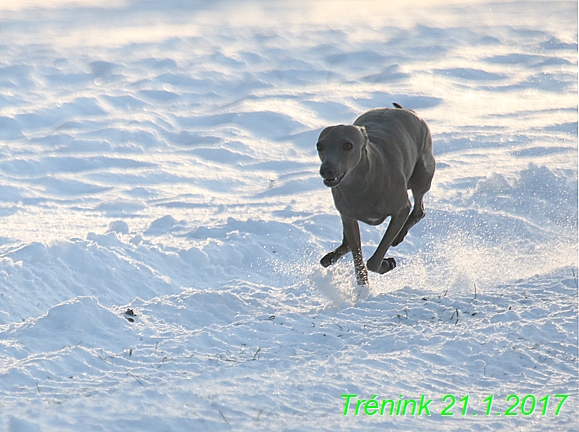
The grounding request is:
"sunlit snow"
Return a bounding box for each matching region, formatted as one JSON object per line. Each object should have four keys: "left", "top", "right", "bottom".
{"left": 0, "top": 0, "right": 577, "bottom": 430}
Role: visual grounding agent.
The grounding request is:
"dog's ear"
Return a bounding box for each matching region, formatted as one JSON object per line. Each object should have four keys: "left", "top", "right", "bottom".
{"left": 357, "top": 126, "right": 369, "bottom": 146}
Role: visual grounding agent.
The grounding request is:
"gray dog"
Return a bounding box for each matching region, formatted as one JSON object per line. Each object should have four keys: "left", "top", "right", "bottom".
{"left": 317, "top": 104, "right": 435, "bottom": 286}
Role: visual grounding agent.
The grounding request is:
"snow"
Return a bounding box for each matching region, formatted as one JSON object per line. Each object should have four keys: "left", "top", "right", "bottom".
{"left": 0, "top": 0, "right": 577, "bottom": 430}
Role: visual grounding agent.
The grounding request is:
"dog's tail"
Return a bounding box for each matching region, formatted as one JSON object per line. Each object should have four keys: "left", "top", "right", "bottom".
{"left": 392, "top": 102, "right": 416, "bottom": 113}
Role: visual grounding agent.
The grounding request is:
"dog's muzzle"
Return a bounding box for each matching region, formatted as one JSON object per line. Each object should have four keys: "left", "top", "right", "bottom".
{"left": 322, "top": 172, "right": 345, "bottom": 188}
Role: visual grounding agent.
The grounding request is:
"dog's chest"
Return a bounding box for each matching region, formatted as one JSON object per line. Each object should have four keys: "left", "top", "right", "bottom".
{"left": 332, "top": 188, "right": 388, "bottom": 226}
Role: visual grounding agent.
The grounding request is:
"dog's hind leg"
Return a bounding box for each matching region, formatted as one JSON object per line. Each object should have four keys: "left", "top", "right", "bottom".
{"left": 392, "top": 152, "right": 434, "bottom": 247}
{"left": 320, "top": 234, "right": 350, "bottom": 267}
{"left": 392, "top": 191, "right": 425, "bottom": 247}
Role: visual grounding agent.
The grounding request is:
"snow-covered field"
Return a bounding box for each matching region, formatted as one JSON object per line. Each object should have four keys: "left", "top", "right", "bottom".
{"left": 0, "top": 0, "right": 577, "bottom": 430}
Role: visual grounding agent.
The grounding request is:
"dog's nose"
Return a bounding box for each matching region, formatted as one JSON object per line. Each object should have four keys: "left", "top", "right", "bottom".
{"left": 319, "top": 164, "right": 336, "bottom": 179}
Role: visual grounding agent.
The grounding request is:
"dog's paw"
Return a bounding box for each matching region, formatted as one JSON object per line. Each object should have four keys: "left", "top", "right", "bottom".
{"left": 373, "top": 257, "right": 396, "bottom": 274}
{"left": 320, "top": 252, "right": 338, "bottom": 268}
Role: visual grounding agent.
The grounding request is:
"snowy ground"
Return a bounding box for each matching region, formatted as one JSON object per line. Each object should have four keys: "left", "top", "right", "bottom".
{"left": 0, "top": 0, "right": 577, "bottom": 430}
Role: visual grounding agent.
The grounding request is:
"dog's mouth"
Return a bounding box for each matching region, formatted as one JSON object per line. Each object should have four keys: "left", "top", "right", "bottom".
{"left": 322, "top": 172, "right": 345, "bottom": 188}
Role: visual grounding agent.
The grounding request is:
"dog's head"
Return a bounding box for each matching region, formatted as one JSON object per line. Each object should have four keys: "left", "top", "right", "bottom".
{"left": 316, "top": 125, "right": 368, "bottom": 188}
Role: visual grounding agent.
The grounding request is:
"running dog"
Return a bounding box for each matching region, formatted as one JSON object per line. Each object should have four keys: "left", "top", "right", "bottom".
{"left": 317, "top": 104, "right": 435, "bottom": 286}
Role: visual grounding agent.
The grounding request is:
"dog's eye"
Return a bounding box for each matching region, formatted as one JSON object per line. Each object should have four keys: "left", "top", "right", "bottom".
{"left": 342, "top": 142, "right": 353, "bottom": 151}
{"left": 316, "top": 142, "right": 325, "bottom": 151}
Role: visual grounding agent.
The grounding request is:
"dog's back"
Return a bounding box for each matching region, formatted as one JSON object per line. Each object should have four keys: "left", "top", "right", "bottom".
{"left": 353, "top": 108, "right": 432, "bottom": 182}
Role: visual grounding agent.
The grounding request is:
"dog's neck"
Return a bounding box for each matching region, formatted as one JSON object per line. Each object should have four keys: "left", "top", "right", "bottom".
{"left": 335, "top": 142, "right": 379, "bottom": 194}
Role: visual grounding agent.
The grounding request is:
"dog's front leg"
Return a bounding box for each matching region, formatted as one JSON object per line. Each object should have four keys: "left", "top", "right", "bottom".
{"left": 366, "top": 205, "right": 410, "bottom": 274}
{"left": 341, "top": 216, "right": 369, "bottom": 286}
{"left": 320, "top": 234, "right": 350, "bottom": 268}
